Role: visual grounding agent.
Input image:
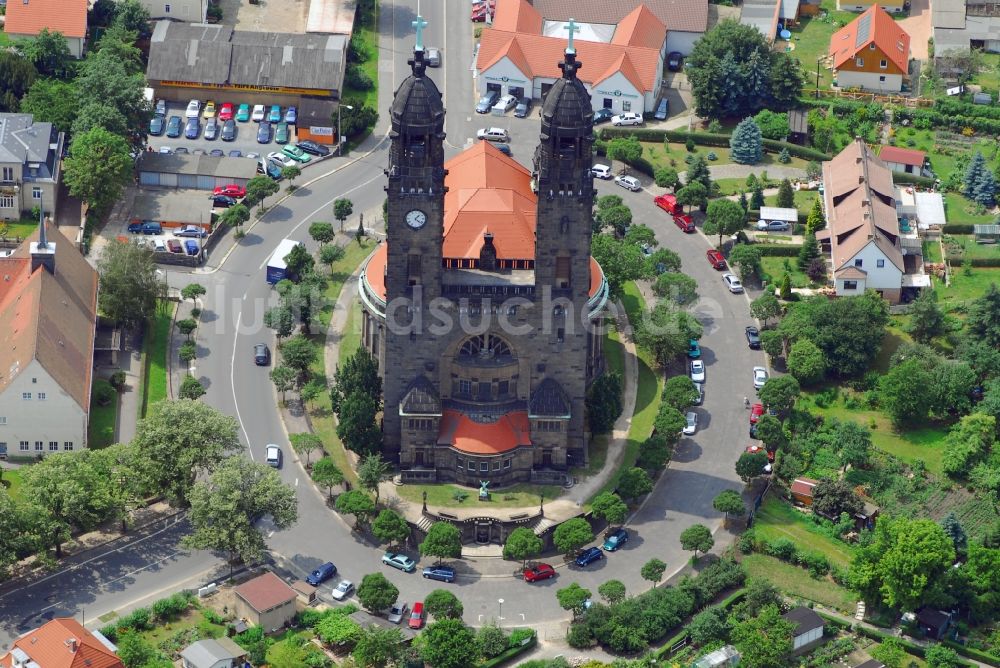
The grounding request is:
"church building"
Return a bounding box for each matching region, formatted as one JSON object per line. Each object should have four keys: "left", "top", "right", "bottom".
{"left": 358, "top": 33, "right": 609, "bottom": 486}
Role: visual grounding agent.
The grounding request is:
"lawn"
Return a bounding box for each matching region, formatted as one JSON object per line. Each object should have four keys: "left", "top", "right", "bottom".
{"left": 937, "top": 267, "right": 1000, "bottom": 310}
{"left": 943, "top": 192, "right": 997, "bottom": 226}
{"left": 642, "top": 142, "right": 810, "bottom": 176}
{"left": 0, "top": 30, "right": 9, "bottom": 47}
{"left": 571, "top": 329, "right": 625, "bottom": 479}
{"left": 753, "top": 497, "right": 856, "bottom": 568}
{"left": 760, "top": 256, "right": 812, "bottom": 288}
{"left": 396, "top": 482, "right": 556, "bottom": 508}
{"left": 342, "top": 0, "right": 379, "bottom": 109}
{"left": 763, "top": 189, "right": 819, "bottom": 214}
{"left": 923, "top": 238, "right": 943, "bottom": 263}
{"left": 139, "top": 302, "right": 174, "bottom": 418}
{"left": 338, "top": 299, "right": 362, "bottom": 368}
{"left": 781, "top": 0, "right": 871, "bottom": 91}
{"left": 135, "top": 606, "right": 225, "bottom": 648}
{"left": 741, "top": 554, "right": 857, "bottom": 613}
{"left": 0, "top": 219, "right": 37, "bottom": 240}
{"left": 88, "top": 379, "right": 118, "bottom": 449}
{"left": 941, "top": 234, "right": 1000, "bottom": 260}
{"left": 2, "top": 469, "right": 24, "bottom": 502}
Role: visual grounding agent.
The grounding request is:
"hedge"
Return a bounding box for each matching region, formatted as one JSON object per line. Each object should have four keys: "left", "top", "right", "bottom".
{"left": 892, "top": 172, "right": 936, "bottom": 187}
{"left": 599, "top": 128, "right": 832, "bottom": 161}
{"left": 944, "top": 640, "right": 1000, "bottom": 667}
{"left": 653, "top": 589, "right": 747, "bottom": 660}
{"left": 479, "top": 632, "right": 537, "bottom": 668}
{"left": 755, "top": 244, "right": 804, "bottom": 257}
{"left": 941, "top": 223, "right": 975, "bottom": 235}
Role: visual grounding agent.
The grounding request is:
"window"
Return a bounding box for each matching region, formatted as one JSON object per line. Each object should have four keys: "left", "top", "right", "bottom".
{"left": 879, "top": 59, "right": 888, "bottom": 69}
{"left": 165, "top": 3, "right": 171, "bottom": 11}
{"left": 498, "top": 380, "right": 510, "bottom": 397}
{"left": 855, "top": 57, "right": 864, "bottom": 67}
{"left": 555, "top": 257, "right": 571, "bottom": 288}
{"left": 34, "top": 441, "right": 43, "bottom": 451}
{"left": 870, "top": 43, "right": 876, "bottom": 50}
{"left": 556, "top": 328, "right": 564, "bottom": 343}
{"left": 843, "top": 280, "right": 859, "bottom": 290}
{"left": 467, "top": 461, "right": 475, "bottom": 472}
{"left": 493, "top": 460, "right": 501, "bottom": 471}
{"left": 854, "top": 259, "right": 863, "bottom": 267}
{"left": 504, "top": 458, "right": 512, "bottom": 469}
{"left": 879, "top": 75, "right": 886, "bottom": 82}
{"left": 37, "top": 392, "right": 46, "bottom": 400}
{"left": 64, "top": 442, "right": 73, "bottom": 451}
{"left": 19, "top": 441, "right": 28, "bottom": 451}
{"left": 408, "top": 254, "right": 422, "bottom": 286}
{"left": 876, "top": 259, "right": 885, "bottom": 268}
{"left": 0, "top": 443, "right": 5, "bottom": 453}
{"left": 32, "top": 187, "right": 41, "bottom": 200}
{"left": 0, "top": 417, "right": 5, "bottom": 425}
{"left": 0, "top": 195, "right": 14, "bottom": 209}
{"left": 21, "top": 392, "right": 31, "bottom": 400}
{"left": 32, "top": 378, "right": 36, "bottom": 383}
{"left": 1, "top": 167, "right": 13, "bottom": 182}
{"left": 480, "top": 462, "right": 489, "bottom": 473}
{"left": 458, "top": 379, "right": 472, "bottom": 396}
{"left": 48, "top": 441, "right": 58, "bottom": 451}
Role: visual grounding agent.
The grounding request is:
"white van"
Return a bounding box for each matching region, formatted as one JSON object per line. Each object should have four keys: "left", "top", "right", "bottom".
{"left": 265, "top": 444, "right": 282, "bottom": 468}
{"left": 591, "top": 164, "right": 612, "bottom": 179}
{"left": 152, "top": 238, "right": 166, "bottom": 252}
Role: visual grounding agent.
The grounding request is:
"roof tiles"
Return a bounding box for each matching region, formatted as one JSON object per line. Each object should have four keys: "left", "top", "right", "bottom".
{"left": 0, "top": 618, "right": 122, "bottom": 668}
{"left": 878, "top": 145, "right": 925, "bottom": 167}
{"left": 235, "top": 572, "right": 297, "bottom": 612}
{"left": 4, "top": 0, "right": 87, "bottom": 39}
{"left": 829, "top": 5, "right": 911, "bottom": 72}
{"left": 437, "top": 409, "right": 532, "bottom": 454}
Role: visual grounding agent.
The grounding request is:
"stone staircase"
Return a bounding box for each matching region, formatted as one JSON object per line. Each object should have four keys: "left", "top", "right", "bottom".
{"left": 532, "top": 517, "right": 557, "bottom": 537}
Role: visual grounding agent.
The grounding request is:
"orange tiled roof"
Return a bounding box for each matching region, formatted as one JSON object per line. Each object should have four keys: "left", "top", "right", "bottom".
{"left": 878, "top": 145, "right": 925, "bottom": 167}
{"left": 829, "top": 5, "right": 910, "bottom": 72}
{"left": 4, "top": 0, "right": 87, "bottom": 39}
{"left": 438, "top": 409, "right": 531, "bottom": 454}
{"left": 611, "top": 4, "right": 669, "bottom": 49}
{"left": 491, "top": 0, "right": 543, "bottom": 33}
{"left": 477, "top": 29, "right": 662, "bottom": 94}
{"left": 0, "top": 618, "right": 123, "bottom": 668}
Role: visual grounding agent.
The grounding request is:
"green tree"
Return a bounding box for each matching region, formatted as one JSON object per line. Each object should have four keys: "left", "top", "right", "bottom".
{"left": 687, "top": 154, "right": 713, "bottom": 190}
{"left": 806, "top": 197, "right": 825, "bottom": 232}
{"left": 812, "top": 480, "right": 863, "bottom": 518}
{"left": 754, "top": 415, "right": 785, "bottom": 450}
{"left": 736, "top": 451, "right": 769, "bottom": 482}
{"left": 675, "top": 181, "right": 708, "bottom": 213}
{"left": 940, "top": 512, "right": 968, "bottom": 553}
{"left": 72, "top": 101, "right": 129, "bottom": 137}
{"left": 730, "top": 117, "right": 764, "bottom": 165}
{"left": 0, "top": 52, "right": 36, "bottom": 113}
{"left": 925, "top": 644, "right": 962, "bottom": 668}
{"left": 357, "top": 572, "right": 399, "bottom": 613}
{"left": 311, "top": 457, "right": 345, "bottom": 499}
{"left": 352, "top": 625, "right": 405, "bottom": 668}
{"left": 713, "top": 490, "right": 746, "bottom": 521}
{"left": 966, "top": 283, "right": 1000, "bottom": 348}
{"left": 23, "top": 28, "right": 75, "bottom": 78}
{"left": 870, "top": 638, "right": 907, "bottom": 668}
{"left": 729, "top": 244, "right": 763, "bottom": 283}
{"left": 131, "top": 400, "right": 239, "bottom": 506}
{"left": 598, "top": 579, "right": 627, "bottom": 605}
{"left": 96, "top": 241, "right": 164, "bottom": 330}
{"left": 753, "top": 110, "right": 790, "bottom": 140}
{"left": 22, "top": 453, "right": 113, "bottom": 558}
{"left": 175, "top": 318, "right": 197, "bottom": 341}
{"left": 419, "top": 521, "right": 462, "bottom": 564}
{"left": 786, "top": 339, "right": 826, "bottom": 385}
{"left": 640, "top": 558, "right": 667, "bottom": 589}
{"left": 942, "top": 413, "right": 995, "bottom": 477}
{"left": 289, "top": 432, "right": 323, "bottom": 467}
{"left": 552, "top": 517, "right": 594, "bottom": 556}
{"left": 74, "top": 47, "right": 149, "bottom": 149}
{"left": 637, "top": 434, "right": 672, "bottom": 472}
{"left": 770, "top": 51, "right": 805, "bottom": 111}
{"left": 281, "top": 165, "right": 302, "bottom": 188}
{"left": 65, "top": 127, "right": 133, "bottom": 213}
{"left": 758, "top": 375, "right": 800, "bottom": 415}
{"left": 357, "top": 454, "right": 392, "bottom": 505}
{"left": 281, "top": 244, "right": 315, "bottom": 283}
{"left": 750, "top": 181, "right": 766, "bottom": 209}
{"left": 115, "top": 632, "right": 157, "bottom": 668}
{"left": 309, "top": 221, "right": 336, "bottom": 246}
{"left": 20, "top": 78, "right": 78, "bottom": 131}
{"left": 653, "top": 404, "right": 687, "bottom": 444}
{"left": 502, "top": 526, "right": 542, "bottom": 567}
{"left": 424, "top": 589, "right": 464, "bottom": 620}
{"left": 606, "top": 136, "right": 643, "bottom": 165}
{"left": 880, "top": 358, "right": 936, "bottom": 425}
{"left": 335, "top": 490, "right": 376, "bottom": 529}
{"left": 654, "top": 166, "right": 680, "bottom": 190}
{"left": 618, "top": 467, "right": 654, "bottom": 501}
{"left": 624, "top": 224, "right": 657, "bottom": 249}
{"left": 372, "top": 509, "right": 410, "bottom": 548}
{"left": 797, "top": 233, "right": 820, "bottom": 271}
{"left": 336, "top": 391, "right": 383, "bottom": 455}
{"left": 180, "top": 283, "right": 206, "bottom": 307}
{"left": 87, "top": 443, "right": 145, "bottom": 533}
{"left": 586, "top": 371, "right": 623, "bottom": 434}
{"left": 338, "top": 100, "right": 378, "bottom": 139}
{"left": 476, "top": 624, "right": 507, "bottom": 659}
{"left": 590, "top": 234, "right": 647, "bottom": 297}
{"left": 334, "top": 198, "right": 354, "bottom": 232}
{"left": 688, "top": 607, "right": 730, "bottom": 645}
{"left": 556, "top": 583, "right": 592, "bottom": 620}
{"left": 330, "top": 347, "right": 383, "bottom": 413}
{"left": 219, "top": 203, "right": 251, "bottom": 230}
{"left": 906, "top": 290, "right": 946, "bottom": 343}
{"left": 776, "top": 178, "right": 795, "bottom": 208}
{"left": 661, "top": 375, "right": 699, "bottom": 411}
{"left": 178, "top": 375, "right": 206, "bottom": 400}
{"left": 964, "top": 151, "right": 997, "bottom": 207}
{"left": 680, "top": 523, "right": 714, "bottom": 560}
{"left": 731, "top": 604, "right": 794, "bottom": 668}
{"left": 760, "top": 329, "right": 784, "bottom": 360}
{"left": 269, "top": 365, "right": 296, "bottom": 402}
{"left": 653, "top": 272, "right": 699, "bottom": 306}
{"left": 704, "top": 199, "right": 747, "bottom": 248}
{"left": 636, "top": 300, "right": 703, "bottom": 368}
{"left": 419, "top": 619, "right": 476, "bottom": 668}
{"left": 277, "top": 335, "right": 316, "bottom": 383}
{"left": 183, "top": 457, "right": 297, "bottom": 575}
{"left": 591, "top": 492, "right": 628, "bottom": 526}
{"left": 779, "top": 293, "right": 889, "bottom": 376}
{"left": 244, "top": 175, "right": 280, "bottom": 212}
{"left": 596, "top": 204, "right": 633, "bottom": 237}
{"left": 834, "top": 419, "right": 873, "bottom": 471}
{"left": 112, "top": 0, "right": 153, "bottom": 35}
{"left": 749, "top": 294, "right": 781, "bottom": 329}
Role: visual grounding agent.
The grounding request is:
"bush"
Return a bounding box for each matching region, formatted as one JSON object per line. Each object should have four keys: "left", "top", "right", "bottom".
{"left": 756, "top": 244, "right": 804, "bottom": 257}
{"left": 508, "top": 628, "right": 535, "bottom": 648}
{"left": 767, "top": 537, "right": 797, "bottom": 561}
{"left": 151, "top": 592, "right": 193, "bottom": 621}
{"left": 344, "top": 64, "right": 374, "bottom": 91}
{"left": 600, "top": 128, "right": 831, "bottom": 161}
{"left": 93, "top": 379, "right": 116, "bottom": 407}
{"left": 567, "top": 622, "right": 597, "bottom": 648}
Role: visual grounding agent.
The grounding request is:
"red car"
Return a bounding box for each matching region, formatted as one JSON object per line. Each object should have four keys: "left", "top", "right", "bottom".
{"left": 218, "top": 102, "right": 235, "bottom": 121}
{"left": 408, "top": 602, "right": 425, "bottom": 629}
{"left": 750, "top": 403, "right": 765, "bottom": 424}
{"left": 167, "top": 239, "right": 183, "bottom": 253}
{"left": 213, "top": 184, "right": 246, "bottom": 198}
{"left": 745, "top": 444, "right": 775, "bottom": 462}
{"left": 674, "top": 213, "right": 695, "bottom": 233}
{"left": 706, "top": 249, "right": 726, "bottom": 270}
{"left": 471, "top": 6, "right": 488, "bottom": 20}
{"left": 523, "top": 563, "right": 556, "bottom": 583}
{"left": 654, "top": 194, "right": 683, "bottom": 216}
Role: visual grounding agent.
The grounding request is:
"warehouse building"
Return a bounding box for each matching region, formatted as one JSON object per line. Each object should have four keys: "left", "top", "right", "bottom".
{"left": 137, "top": 153, "right": 259, "bottom": 190}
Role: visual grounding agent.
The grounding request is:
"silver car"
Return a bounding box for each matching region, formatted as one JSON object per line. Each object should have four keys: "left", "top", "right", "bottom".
{"left": 387, "top": 602, "right": 408, "bottom": 624}
{"left": 426, "top": 47, "right": 441, "bottom": 67}
{"left": 614, "top": 175, "right": 641, "bottom": 191}
{"left": 331, "top": 580, "right": 354, "bottom": 601}
{"left": 683, "top": 411, "right": 698, "bottom": 435}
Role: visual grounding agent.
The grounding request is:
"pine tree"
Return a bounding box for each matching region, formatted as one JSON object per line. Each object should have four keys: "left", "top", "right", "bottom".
{"left": 730, "top": 117, "right": 763, "bottom": 165}
{"left": 738, "top": 190, "right": 749, "bottom": 212}
{"left": 779, "top": 273, "right": 792, "bottom": 300}
{"left": 686, "top": 154, "right": 712, "bottom": 190}
{"left": 719, "top": 51, "right": 748, "bottom": 117}
{"left": 806, "top": 198, "right": 825, "bottom": 233}
{"left": 964, "top": 151, "right": 987, "bottom": 197}
{"left": 940, "top": 512, "right": 967, "bottom": 552}
{"left": 750, "top": 182, "right": 765, "bottom": 210}
{"left": 798, "top": 232, "right": 820, "bottom": 270}
{"left": 778, "top": 147, "right": 791, "bottom": 164}
{"left": 776, "top": 178, "right": 794, "bottom": 208}
{"left": 973, "top": 167, "right": 997, "bottom": 207}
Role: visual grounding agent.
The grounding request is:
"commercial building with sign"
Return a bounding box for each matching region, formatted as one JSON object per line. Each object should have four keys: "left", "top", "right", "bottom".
{"left": 146, "top": 21, "right": 347, "bottom": 110}
{"left": 476, "top": 0, "right": 668, "bottom": 114}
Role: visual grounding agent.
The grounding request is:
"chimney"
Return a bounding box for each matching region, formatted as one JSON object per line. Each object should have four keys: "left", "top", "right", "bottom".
{"left": 858, "top": 175, "right": 865, "bottom": 184}
{"left": 29, "top": 194, "right": 55, "bottom": 275}
{"left": 66, "top": 638, "right": 78, "bottom": 653}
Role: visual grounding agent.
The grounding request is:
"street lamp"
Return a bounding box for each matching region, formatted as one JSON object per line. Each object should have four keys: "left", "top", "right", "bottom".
{"left": 498, "top": 598, "right": 504, "bottom": 627}
{"left": 337, "top": 104, "right": 354, "bottom": 155}
{"left": 816, "top": 56, "right": 823, "bottom": 99}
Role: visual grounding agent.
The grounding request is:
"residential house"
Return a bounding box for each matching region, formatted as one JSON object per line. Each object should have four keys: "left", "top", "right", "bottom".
{"left": 915, "top": 608, "right": 954, "bottom": 640}
{"left": 179, "top": 638, "right": 248, "bottom": 668}
{"left": 933, "top": 0, "right": 1000, "bottom": 54}
{"left": 0, "top": 114, "right": 67, "bottom": 221}
{"left": 0, "top": 221, "right": 98, "bottom": 457}
{"left": 782, "top": 606, "right": 826, "bottom": 654}
{"left": 130, "top": 0, "right": 207, "bottom": 23}
{"left": 819, "top": 138, "right": 926, "bottom": 303}
{"left": 791, "top": 477, "right": 820, "bottom": 505}
{"left": 838, "top": 0, "right": 905, "bottom": 13}
{"left": 879, "top": 146, "right": 927, "bottom": 176}
{"left": 829, "top": 5, "right": 911, "bottom": 93}
{"left": 0, "top": 618, "right": 123, "bottom": 668}
{"left": 3, "top": 0, "right": 88, "bottom": 58}
{"left": 234, "top": 572, "right": 298, "bottom": 632}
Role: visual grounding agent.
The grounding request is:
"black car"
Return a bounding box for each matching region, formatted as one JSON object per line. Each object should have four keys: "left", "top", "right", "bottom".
{"left": 221, "top": 119, "right": 236, "bottom": 141}
{"left": 228, "top": 149, "right": 242, "bottom": 158}
{"left": 257, "top": 121, "right": 272, "bottom": 144}
{"left": 296, "top": 140, "right": 331, "bottom": 156}
{"left": 254, "top": 343, "right": 271, "bottom": 366}
{"left": 211, "top": 195, "right": 237, "bottom": 208}
{"left": 204, "top": 117, "right": 219, "bottom": 140}
{"left": 593, "top": 108, "right": 614, "bottom": 124}
{"left": 149, "top": 115, "right": 165, "bottom": 136}
{"left": 165, "top": 115, "right": 183, "bottom": 138}
{"left": 667, "top": 51, "right": 683, "bottom": 71}
{"left": 513, "top": 97, "right": 532, "bottom": 118}
{"left": 745, "top": 326, "right": 761, "bottom": 349}
{"left": 184, "top": 118, "right": 200, "bottom": 139}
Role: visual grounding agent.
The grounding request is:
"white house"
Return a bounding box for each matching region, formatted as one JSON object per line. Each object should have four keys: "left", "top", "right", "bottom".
{"left": 180, "top": 638, "right": 247, "bottom": 668}
{"left": 3, "top": 0, "right": 88, "bottom": 58}
{"left": 129, "top": 0, "right": 207, "bottom": 23}
{"left": 782, "top": 606, "right": 825, "bottom": 654}
{"left": 476, "top": 0, "right": 666, "bottom": 114}
{"left": 0, "top": 222, "right": 98, "bottom": 457}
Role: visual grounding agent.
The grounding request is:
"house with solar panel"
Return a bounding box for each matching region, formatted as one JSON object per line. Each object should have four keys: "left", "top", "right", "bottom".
{"left": 828, "top": 5, "right": 911, "bottom": 92}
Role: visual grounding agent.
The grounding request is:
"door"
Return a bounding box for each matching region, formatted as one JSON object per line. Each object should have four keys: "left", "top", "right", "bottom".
{"left": 542, "top": 450, "right": 552, "bottom": 468}
{"left": 415, "top": 451, "right": 425, "bottom": 467}
{"left": 486, "top": 82, "right": 501, "bottom": 94}
{"left": 603, "top": 98, "right": 613, "bottom": 109}
{"left": 508, "top": 86, "right": 524, "bottom": 99}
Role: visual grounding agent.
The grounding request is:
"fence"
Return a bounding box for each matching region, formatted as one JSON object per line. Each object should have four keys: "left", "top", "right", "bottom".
{"left": 813, "top": 88, "right": 935, "bottom": 107}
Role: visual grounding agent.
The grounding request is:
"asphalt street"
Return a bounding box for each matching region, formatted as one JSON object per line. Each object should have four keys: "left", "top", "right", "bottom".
{"left": 1, "top": 0, "right": 765, "bottom": 644}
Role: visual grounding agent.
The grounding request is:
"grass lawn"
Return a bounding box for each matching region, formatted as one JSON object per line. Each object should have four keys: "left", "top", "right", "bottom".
{"left": 937, "top": 268, "right": 1000, "bottom": 310}
{"left": 754, "top": 497, "right": 855, "bottom": 568}
{"left": 139, "top": 302, "right": 174, "bottom": 418}
{"left": 782, "top": 0, "right": 869, "bottom": 91}
{"left": 742, "top": 554, "right": 856, "bottom": 613}
{"left": 396, "top": 482, "right": 555, "bottom": 508}
{"left": 923, "top": 238, "right": 943, "bottom": 263}
{"left": 136, "top": 607, "right": 225, "bottom": 648}
{"left": 0, "top": 219, "right": 37, "bottom": 240}
{"left": 305, "top": 238, "right": 376, "bottom": 487}
{"left": 763, "top": 189, "right": 819, "bottom": 214}
{"left": 2, "top": 469, "right": 24, "bottom": 502}
{"left": 0, "top": 30, "right": 9, "bottom": 47}
{"left": 943, "top": 192, "right": 997, "bottom": 226}
{"left": 642, "top": 142, "right": 810, "bottom": 175}
{"left": 941, "top": 234, "right": 1000, "bottom": 261}
{"left": 974, "top": 53, "right": 1000, "bottom": 94}
{"left": 338, "top": 299, "right": 362, "bottom": 368}
{"left": 760, "top": 256, "right": 812, "bottom": 288}
{"left": 572, "top": 329, "right": 625, "bottom": 479}
{"left": 88, "top": 379, "right": 118, "bottom": 449}
{"left": 342, "top": 0, "right": 379, "bottom": 109}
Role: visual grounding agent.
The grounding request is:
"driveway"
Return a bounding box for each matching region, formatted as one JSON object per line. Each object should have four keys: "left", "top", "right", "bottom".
{"left": 899, "top": 0, "right": 932, "bottom": 60}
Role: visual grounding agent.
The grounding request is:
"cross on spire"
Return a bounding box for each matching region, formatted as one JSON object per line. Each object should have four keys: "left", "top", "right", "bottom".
{"left": 563, "top": 18, "right": 580, "bottom": 54}
{"left": 412, "top": 14, "right": 428, "bottom": 52}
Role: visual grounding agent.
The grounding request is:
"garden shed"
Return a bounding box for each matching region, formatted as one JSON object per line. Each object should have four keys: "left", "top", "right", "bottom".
{"left": 788, "top": 109, "right": 808, "bottom": 144}
{"left": 791, "top": 477, "right": 820, "bottom": 505}
{"left": 974, "top": 224, "right": 1000, "bottom": 244}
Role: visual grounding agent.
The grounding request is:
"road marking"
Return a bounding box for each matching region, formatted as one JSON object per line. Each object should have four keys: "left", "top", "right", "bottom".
{"left": 295, "top": 478, "right": 299, "bottom": 487}
{"left": 230, "top": 310, "right": 254, "bottom": 460}
{"left": 267, "top": 531, "right": 275, "bottom": 538}
{"left": 38, "top": 602, "right": 59, "bottom": 612}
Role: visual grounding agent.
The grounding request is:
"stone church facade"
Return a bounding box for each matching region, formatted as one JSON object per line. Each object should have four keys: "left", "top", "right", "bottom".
{"left": 358, "top": 45, "right": 609, "bottom": 486}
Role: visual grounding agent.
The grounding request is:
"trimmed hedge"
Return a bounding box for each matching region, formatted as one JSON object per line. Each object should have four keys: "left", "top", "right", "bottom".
{"left": 970, "top": 258, "right": 1000, "bottom": 267}
{"left": 653, "top": 589, "right": 747, "bottom": 660}
{"left": 942, "top": 223, "right": 975, "bottom": 234}
{"left": 480, "top": 632, "right": 537, "bottom": 668}
{"left": 892, "top": 172, "right": 936, "bottom": 187}
{"left": 755, "top": 244, "right": 804, "bottom": 257}
{"left": 944, "top": 641, "right": 1000, "bottom": 667}
{"left": 599, "top": 128, "right": 832, "bottom": 161}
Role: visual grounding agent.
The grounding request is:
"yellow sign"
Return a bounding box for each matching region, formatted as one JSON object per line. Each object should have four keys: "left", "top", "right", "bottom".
{"left": 158, "top": 80, "right": 333, "bottom": 96}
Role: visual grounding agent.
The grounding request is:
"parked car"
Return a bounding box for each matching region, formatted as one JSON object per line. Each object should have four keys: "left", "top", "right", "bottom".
{"left": 260, "top": 160, "right": 282, "bottom": 180}
{"left": 602, "top": 528, "right": 629, "bottom": 551}
{"left": 236, "top": 103, "right": 251, "bottom": 122}
{"left": 756, "top": 220, "right": 791, "bottom": 232}
{"left": 306, "top": 562, "right": 337, "bottom": 586}
{"left": 155, "top": 99, "right": 166, "bottom": 116}
{"left": 591, "top": 164, "right": 612, "bottom": 179}
{"left": 149, "top": 115, "right": 165, "bottom": 136}
{"left": 229, "top": 150, "right": 243, "bottom": 157}
{"left": 408, "top": 602, "right": 425, "bottom": 630}
{"left": 426, "top": 47, "right": 442, "bottom": 67}
{"left": 282, "top": 145, "right": 312, "bottom": 163}
{"left": 706, "top": 249, "right": 726, "bottom": 270}
{"left": 750, "top": 403, "right": 765, "bottom": 424}
{"left": 184, "top": 118, "right": 201, "bottom": 139}
{"left": 173, "top": 147, "right": 189, "bottom": 154}
{"left": 152, "top": 238, "right": 166, "bottom": 252}
{"left": 127, "top": 222, "right": 143, "bottom": 233}
{"left": 687, "top": 339, "right": 701, "bottom": 359}
{"left": 690, "top": 359, "right": 705, "bottom": 383}
{"left": 265, "top": 444, "right": 282, "bottom": 468}
{"left": 514, "top": 97, "right": 532, "bottom": 118}
{"left": 214, "top": 184, "right": 246, "bottom": 198}
{"left": 141, "top": 221, "right": 162, "bottom": 235}
{"left": 167, "top": 239, "right": 183, "bottom": 253}
{"left": 674, "top": 213, "right": 695, "bottom": 232}
{"left": 745, "top": 326, "right": 761, "bottom": 349}
{"left": 204, "top": 117, "right": 219, "bottom": 140}
{"left": 575, "top": 546, "right": 603, "bottom": 567}
{"left": 184, "top": 239, "right": 200, "bottom": 256}
{"left": 722, "top": 273, "right": 744, "bottom": 293}
{"left": 615, "top": 175, "right": 641, "bottom": 191}
{"left": 268, "top": 105, "right": 282, "bottom": 123}
{"left": 683, "top": 411, "right": 698, "bottom": 435}
{"left": 209, "top": 149, "right": 224, "bottom": 157}
{"left": 667, "top": 51, "right": 683, "bottom": 71}
{"left": 297, "top": 140, "right": 331, "bottom": 156}
{"left": 251, "top": 104, "right": 266, "bottom": 122}
{"left": 382, "top": 552, "right": 416, "bottom": 572}
{"left": 257, "top": 121, "right": 272, "bottom": 144}
{"left": 753, "top": 366, "right": 769, "bottom": 390}
{"left": 523, "top": 563, "right": 556, "bottom": 582}
{"left": 477, "top": 127, "right": 509, "bottom": 142}
{"left": 593, "top": 108, "right": 614, "bottom": 124}
{"left": 166, "top": 115, "right": 183, "bottom": 138}
{"left": 653, "top": 98, "right": 669, "bottom": 121}
{"left": 284, "top": 106, "right": 297, "bottom": 124}
{"left": 745, "top": 444, "right": 775, "bottom": 462}
{"left": 331, "top": 580, "right": 354, "bottom": 601}
{"left": 268, "top": 151, "right": 296, "bottom": 168}
{"left": 611, "top": 112, "right": 642, "bottom": 126}
{"left": 476, "top": 90, "right": 501, "bottom": 113}
{"left": 176, "top": 225, "right": 208, "bottom": 237}
{"left": 387, "top": 602, "right": 408, "bottom": 624}
{"left": 494, "top": 94, "right": 517, "bottom": 112}
{"left": 221, "top": 119, "right": 237, "bottom": 141}
{"left": 422, "top": 566, "right": 456, "bottom": 583}
{"left": 275, "top": 122, "right": 290, "bottom": 144}
{"left": 202, "top": 101, "right": 216, "bottom": 119}
{"left": 185, "top": 99, "right": 201, "bottom": 118}
{"left": 254, "top": 343, "right": 271, "bottom": 365}
{"left": 210, "top": 195, "right": 237, "bottom": 208}
{"left": 218, "top": 102, "right": 234, "bottom": 121}
{"left": 693, "top": 382, "right": 705, "bottom": 406}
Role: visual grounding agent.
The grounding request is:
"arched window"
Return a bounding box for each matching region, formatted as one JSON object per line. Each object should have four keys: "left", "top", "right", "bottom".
{"left": 459, "top": 334, "right": 512, "bottom": 359}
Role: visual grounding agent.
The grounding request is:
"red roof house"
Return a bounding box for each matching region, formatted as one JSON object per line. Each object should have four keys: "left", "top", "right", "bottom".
{"left": 3, "top": 0, "right": 88, "bottom": 58}
{"left": 0, "top": 618, "right": 123, "bottom": 668}
{"left": 828, "top": 5, "right": 910, "bottom": 93}
{"left": 878, "top": 145, "right": 926, "bottom": 175}
{"left": 791, "top": 477, "right": 820, "bottom": 506}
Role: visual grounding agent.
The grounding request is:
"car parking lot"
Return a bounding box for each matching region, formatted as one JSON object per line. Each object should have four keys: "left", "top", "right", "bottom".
{"left": 149, "top": 100, "right": 300, "bottom": 160}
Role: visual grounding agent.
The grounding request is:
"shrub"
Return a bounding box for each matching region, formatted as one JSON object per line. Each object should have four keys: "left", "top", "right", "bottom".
{"left": 567, "top": 622, "right": 597, "bottom": 648}
{"left": 767, "top": 537, "right": 798, "bottom": 561}
{"left": 94, "top": 379, "right": 116, "bottom": 407}
{"left": 344, "top": 64, "right": 374, "bottom": 91}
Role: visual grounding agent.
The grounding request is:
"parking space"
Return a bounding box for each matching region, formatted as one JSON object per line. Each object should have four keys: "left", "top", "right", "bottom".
{"left": 148, "top": 100, "right": 301, "bottom": 160}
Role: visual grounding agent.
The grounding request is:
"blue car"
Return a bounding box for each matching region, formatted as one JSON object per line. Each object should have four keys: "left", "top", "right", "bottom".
{"left": 284, "top": 106, "right": 297, "bottom": 124}
{"left": 574, "top": 546, "right": 604, "bottom": 567}
{"left": 184, "top": 118, "right": 200, "bottom": 139}
{"left": 257, "top": 121, "right": 272, "bottom": 144}
{"left": 422, "top": 566, "right": 456, "bottom": 583}
{"left": 184, "top": 239, "right": 200, "bottom": 256}
{"left": 306, "top": 562, "right": 337, "bottom": 586}
{"left": 268, "top": 105, "right": 282, "bottom": 123}
{"left": 602, "top": 528, "right": 629, "bottom": 552}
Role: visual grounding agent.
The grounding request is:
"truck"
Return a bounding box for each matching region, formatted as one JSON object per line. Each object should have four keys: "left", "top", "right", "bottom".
{"left": 266, "top": 238, "right": 304, "bottom": 284}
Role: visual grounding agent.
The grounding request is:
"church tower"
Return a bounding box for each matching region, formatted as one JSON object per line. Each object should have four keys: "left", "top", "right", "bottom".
{"left": 382, "top": 21, "right": 447, "bottom": 460}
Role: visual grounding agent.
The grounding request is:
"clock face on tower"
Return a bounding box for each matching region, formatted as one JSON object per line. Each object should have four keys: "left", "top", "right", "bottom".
{"left": 406, "top": 209, "right": 427, "bottom": 229}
